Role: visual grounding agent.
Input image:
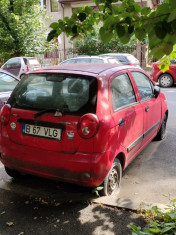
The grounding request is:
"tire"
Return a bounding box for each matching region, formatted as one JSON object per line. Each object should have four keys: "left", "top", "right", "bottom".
{"left": 159, "top": 74, "right": 173, "bottom": 88}
{"left": 101, "top": 159, "right": 122, "bottom": 196}
{"left": 155, "top": 114, "right": 167, "bottom": 140}
{"left": 5, "top": 167, "right": 21, "bottom": 178}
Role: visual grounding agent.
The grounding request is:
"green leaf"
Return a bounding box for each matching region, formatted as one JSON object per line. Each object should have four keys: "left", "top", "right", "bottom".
{"left": 112, "top": 5, "right": 119, "bottom": 14}
{"left": 167, "top": 9, "right": 176, "bottom": 22}
{"left": 128, "top": 25, "right": 134, "bottom": 34}
{"left": 135, "top": 28, "right": 146, "bottom": 41}
{"left": 99, "top": 27, "right": 113, "bottom": 43}
{"left": 141, "top": 7, "right": 151, "bottom": 16}
{"left": 78, "top": 12, "right": 87, "bottom": 22}
{"left": 162, "top": 42, "right": 173, "bottom": 55}
{"left": 134, "top": 4, "right": 142, "bottom": 13}
{"left": 47, "top": 29, "right": 57, "bottom": 42}
{"left": 116, "top": 24, "right": 125, "bottom": 37}
{"left": 149, "top": 228, "right": 161, "bottom": 233}
{"left": 72, "top": 25, "right": 78, "bottom": 34}
{"left": 157, "top": 3, "right": 170, "bottom": 14}
{"left": 96, "top": 186, "right": 104, "bottom": 191}
{"left": 155, "top": 25, "right": 167, "bottom": 39}
{"left": 160, "top": 226, "right": 173, "bottom": 233}
{"left": 119, "top": 32, "right": 131, "bottom": 44}
{"left": 169, "top": 0, "right": 176, "bottom": 9}
{"left": 50, "top": 22, "right": 58, "bottom": 30}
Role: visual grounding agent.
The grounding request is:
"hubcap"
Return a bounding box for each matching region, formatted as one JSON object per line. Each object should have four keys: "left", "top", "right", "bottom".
{"left": 160, "top": 75, "right": 171, "bottom": 86}
{"left": 108, "top": 167, "right": 118, "bottom": 195}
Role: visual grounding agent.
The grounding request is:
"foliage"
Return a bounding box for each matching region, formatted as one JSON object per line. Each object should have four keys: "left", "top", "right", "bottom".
{"left": 131, "top": 198, "right": 176, "bottom": 235}
{"left": 70, "top": 25, "right": 137, "bottom": 55}
{"left": 92, "top": 186, "right": 104, "bottom": 197}
{"left": 48, "top": 0, "right": 176, "bottom": 71}
{"left": 0, "top": 0, "right": 55, "bottom": 63}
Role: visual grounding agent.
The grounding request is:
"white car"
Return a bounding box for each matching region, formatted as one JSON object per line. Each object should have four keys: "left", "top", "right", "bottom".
{"left": 1, "top": 57, "right": 41, "bottom": 78}
{"left": 60, "top": 55, "right": 120, "bottom": 65}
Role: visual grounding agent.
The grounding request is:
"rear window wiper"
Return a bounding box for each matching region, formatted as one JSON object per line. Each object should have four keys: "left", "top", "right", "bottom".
{"left": 34, "top": 109, "right": 61, "bottom": 118}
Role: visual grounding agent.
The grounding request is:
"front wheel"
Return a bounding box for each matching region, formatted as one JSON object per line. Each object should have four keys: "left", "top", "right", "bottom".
{"left": 102, "top": 159, "right": 122, "bottom": 196}
{"left": 159, "top": 74, "right": 173, "bottom": 88}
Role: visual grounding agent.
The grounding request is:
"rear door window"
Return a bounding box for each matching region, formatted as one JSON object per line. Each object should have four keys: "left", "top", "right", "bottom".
{"left": 111, "top": 73, "right": 136, "bottom": 111}
{"left": 9, "top": 74, "right": 97, "bottom": 115}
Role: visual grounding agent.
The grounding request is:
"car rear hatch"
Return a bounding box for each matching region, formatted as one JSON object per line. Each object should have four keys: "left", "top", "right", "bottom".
{"left": 27, "top": 58, "right": 41, "bottom": 71}
{"left": 6, "top": 73, "right": 97, "bottom": 154}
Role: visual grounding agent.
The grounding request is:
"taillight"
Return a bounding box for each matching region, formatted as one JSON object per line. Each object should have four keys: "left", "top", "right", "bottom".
{"left": 77, "top": 113, "right": 99, "bottom": 139}
{"left": 26, "top": 65, "right": 30, "bottom": 71}
{"left": 129, "top": 63, "right": 136, "bottom": 66}
{"left": 0, "top": 104, "right": 11, "bottom": 126}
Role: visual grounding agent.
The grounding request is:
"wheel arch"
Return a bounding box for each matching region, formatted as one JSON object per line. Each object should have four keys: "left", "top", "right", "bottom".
{"left": 115, "top": 152, "right": 126, "bottom": 170}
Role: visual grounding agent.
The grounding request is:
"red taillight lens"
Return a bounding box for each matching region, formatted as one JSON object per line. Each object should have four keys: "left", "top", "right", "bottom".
{"left": 77, "top": 114, "right": 99, "bottom": 139}
{"left": 0, "top": 104, "right": 11, "bottom": 126}
{"left": 26, "top": 65, "right": 30, "bottom": 71}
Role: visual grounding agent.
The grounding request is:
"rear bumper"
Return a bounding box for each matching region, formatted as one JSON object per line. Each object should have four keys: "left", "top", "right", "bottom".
{"left": 0, "top": 138, "right": 111, "bottom": 187}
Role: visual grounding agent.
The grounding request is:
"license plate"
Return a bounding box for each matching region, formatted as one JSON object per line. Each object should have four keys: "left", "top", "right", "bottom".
{"left": 22, "top": 124, "right": 61, "bottom": 140}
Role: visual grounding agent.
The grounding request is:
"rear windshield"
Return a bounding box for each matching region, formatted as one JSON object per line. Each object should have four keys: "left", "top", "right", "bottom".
{"left": 8, "top": 73, "right": 97, "bottom": 115}
{"left": 28, "top": 59, "right": 40, "bottom": 65}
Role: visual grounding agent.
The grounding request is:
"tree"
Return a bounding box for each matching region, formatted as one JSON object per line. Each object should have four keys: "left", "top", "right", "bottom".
{"left": 70, "top": 24, "right": 137, "bottom": 56}
{"left": 48, "top": 0, "right": 176, "bottom": 71}
{"left": 0, "top": 0, "right": 53, "bottom": 63}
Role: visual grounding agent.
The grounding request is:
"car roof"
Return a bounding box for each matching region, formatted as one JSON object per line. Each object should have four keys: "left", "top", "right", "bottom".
{"left": 101, "top": 53, "right": 132, "bottom": 57}
{"left": 32, "top": 63, "right": 137, "bottom": 77}
{"left": 0, "top": 69, "right": 20, "bottom": 81}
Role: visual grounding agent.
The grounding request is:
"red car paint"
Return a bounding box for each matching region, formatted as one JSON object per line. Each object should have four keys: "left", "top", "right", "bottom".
{"left": 0, "top": 64, "right": 168, "bottom": 188}
{"left": 151, "top": 62, "right": 176, "bottom": 85}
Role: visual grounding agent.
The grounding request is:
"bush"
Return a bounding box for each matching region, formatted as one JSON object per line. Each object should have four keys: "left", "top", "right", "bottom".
{"left": 131, "top": 198, "right": 176, "bottom": 235}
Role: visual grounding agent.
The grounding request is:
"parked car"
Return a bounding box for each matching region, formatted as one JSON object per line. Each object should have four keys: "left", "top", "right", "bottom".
{"left": 100, "top": 53, "right": 140, "bottom": 67}
{"left": 151, "top": 60, "right": 176, "bottom": 87}
{"left": 0, "top": 63, "right": 168, "bottom": 196}
{"left": 60, "top": 55, "right": 120, "bottom": 65}
{"left": 1, "top": 57, "right": 41, "bottom": 78}
{"left": 0, "top": 69, "right": 19, "bottom": 109}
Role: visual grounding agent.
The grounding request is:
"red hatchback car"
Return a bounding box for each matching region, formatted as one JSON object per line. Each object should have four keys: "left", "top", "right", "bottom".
{"left": 0, "top": 64, "right": 168, "bottom": 196}
{"left": 151, "top": 60, "right": 176, "bottom": 87}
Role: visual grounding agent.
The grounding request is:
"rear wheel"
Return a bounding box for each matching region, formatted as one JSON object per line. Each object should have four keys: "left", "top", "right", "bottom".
{"left": 155, "top": 114, "right": 167, "bottom": 140}
{"left": 102, "top": 159, "right": 122, "bottom": 196}
{"left": 159, "top": 74, "right": 173, "bottom": 88}
{"left": 5, "top": 167, "right": 21, "bottom": 178}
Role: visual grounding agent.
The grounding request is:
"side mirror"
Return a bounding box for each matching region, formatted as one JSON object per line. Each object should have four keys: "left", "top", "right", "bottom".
{"left": 154, "top": 86, "right": 160, "bottom": 98}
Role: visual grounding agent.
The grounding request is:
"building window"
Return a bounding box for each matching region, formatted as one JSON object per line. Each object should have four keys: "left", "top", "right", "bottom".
{"left": 51, "top": 0, "right": 58, "bottom": 12}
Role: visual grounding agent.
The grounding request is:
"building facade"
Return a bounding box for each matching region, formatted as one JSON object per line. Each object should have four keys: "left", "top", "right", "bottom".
{"left": 41, "top": 0, "right": 161, "bottom": 65}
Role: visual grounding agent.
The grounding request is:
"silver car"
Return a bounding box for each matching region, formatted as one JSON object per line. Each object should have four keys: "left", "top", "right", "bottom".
{"left": 0, "top": 69, "right": 19, "bottom": 109}
{"left": 100, "top": 53, "right": 140, "bottom": 67}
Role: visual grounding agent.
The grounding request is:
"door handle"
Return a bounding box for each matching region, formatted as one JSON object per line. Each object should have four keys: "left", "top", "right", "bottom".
{"left": 119, "top": 118, "right": 125, "bottom": 127}
{"left": 145, "top": 106, "right": 149, "bottom": 112}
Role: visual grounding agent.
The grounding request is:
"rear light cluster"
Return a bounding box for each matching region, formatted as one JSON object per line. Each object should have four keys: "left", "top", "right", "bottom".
{"left": 0, "top": 104, "right": 11, "bottom": 126}
{"left": 77, "top": 113, "right": 99, "bottom": 139}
